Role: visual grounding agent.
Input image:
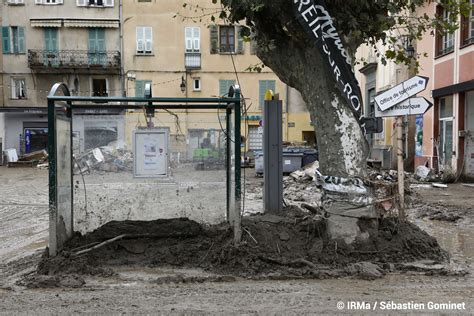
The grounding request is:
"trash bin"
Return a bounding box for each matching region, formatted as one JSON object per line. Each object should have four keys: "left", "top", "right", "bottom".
{"left": 301, "top": 149, "right": 318, "bottom": 166}
{"left": 282, "top": 151, "right": 303, "bottom": 173}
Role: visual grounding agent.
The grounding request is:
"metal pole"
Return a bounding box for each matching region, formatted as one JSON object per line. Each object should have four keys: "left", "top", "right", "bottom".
{"left": 47, "top": 98, "right": 57, "bottom": 256}
{"left": 233, "top": 87, "right": 242, "bottom": 244}
{"left": 263, "top": 90, "right": 283, "bottom": 213}
{"left": 226, "top": 107, "right": 231, "bottom": 221}
{"left": 396, "top": 116, "right": 406, "bottom": 220}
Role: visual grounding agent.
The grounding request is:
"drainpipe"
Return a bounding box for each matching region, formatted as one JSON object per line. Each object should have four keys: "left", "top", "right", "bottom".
{"left": 285, "top": 84, "right": 289, "bottom": 142}
{"left": 119, "top": 0, "right": 125, "bottom": 96}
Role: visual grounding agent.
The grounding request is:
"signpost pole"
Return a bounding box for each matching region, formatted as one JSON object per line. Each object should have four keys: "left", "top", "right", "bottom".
{"left": 396, "top": 116, "right": 406, "bottom": 220}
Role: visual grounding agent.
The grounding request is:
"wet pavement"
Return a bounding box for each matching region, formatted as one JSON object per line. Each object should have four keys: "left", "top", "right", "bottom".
{"left": 0, "top": 167, "right": 472, "bottom": 314}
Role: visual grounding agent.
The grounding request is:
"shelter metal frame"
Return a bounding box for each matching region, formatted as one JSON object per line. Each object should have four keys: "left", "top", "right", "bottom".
{"left": 47, "top": 82, "right": 242, "bottom": 256}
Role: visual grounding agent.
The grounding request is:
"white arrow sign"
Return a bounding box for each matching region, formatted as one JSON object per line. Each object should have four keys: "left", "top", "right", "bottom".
{"left": 375, "top": 97, "right": 433, "bottom": 118}
{"left": 374, "top": 76, "right": 429, "bottom": 111}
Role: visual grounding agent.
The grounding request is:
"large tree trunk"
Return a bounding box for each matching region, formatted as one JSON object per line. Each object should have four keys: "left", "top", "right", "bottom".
{"left": 224, "top": 0, "right": 378, "bottom": 244}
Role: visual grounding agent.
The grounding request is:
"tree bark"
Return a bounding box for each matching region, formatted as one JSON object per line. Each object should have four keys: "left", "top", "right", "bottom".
{"left": 258, "top": 41, "right": 368, "bottom": 178}
{"left": 223, "top": 0, "right": 376, "bottom": 244}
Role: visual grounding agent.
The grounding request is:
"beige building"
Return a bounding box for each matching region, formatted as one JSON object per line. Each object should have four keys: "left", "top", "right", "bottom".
{"left": 1, "top": 0, "right": 122, "bottom": 154}
{"left": 122, "top": 0, "right": 314, "bottom": 158}
{"left": 356, "top": 42, "right": 418, "bottom": 170}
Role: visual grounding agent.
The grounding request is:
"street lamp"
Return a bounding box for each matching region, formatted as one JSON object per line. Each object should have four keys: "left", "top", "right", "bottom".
{"left": 180, "top": 76, "right": 186, "bottom": 94}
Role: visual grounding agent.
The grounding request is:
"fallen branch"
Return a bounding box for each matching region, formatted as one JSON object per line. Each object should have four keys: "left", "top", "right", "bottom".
{"left": 199, "top": 242, "right": 215, "bottom": 264}
{"left": 70, "top": 242, "right": 100, "bottom": 253}
{"left": 258, "top": 256, "right": 317, "bottom": 269}
{"left": 242, "top": 227, "right": 258, "bottom": 244}
{"left": 74, "top": 234, "right": 128, "bottom": 256}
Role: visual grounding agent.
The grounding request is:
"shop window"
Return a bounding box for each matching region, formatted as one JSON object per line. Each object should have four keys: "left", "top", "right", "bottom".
{"left": 84, "top": 121, "right": 118, "bottom": 150}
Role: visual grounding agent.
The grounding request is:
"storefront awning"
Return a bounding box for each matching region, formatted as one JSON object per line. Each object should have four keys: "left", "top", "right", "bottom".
{"left": 30, "top": 19, "right": 63, "bottom": 28}
{"left": 30, "top": 19, "right": 119, "bottom": 28}
{"left": 63, "top": 19, "right": 119, "bottom": 28}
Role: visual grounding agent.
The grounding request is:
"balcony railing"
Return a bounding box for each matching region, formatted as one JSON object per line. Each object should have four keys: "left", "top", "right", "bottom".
{"left": 185, "top": 52, "right": 201, "bottom": 70}
{"left": 28, "top": 49, "right": 121, "bottom": 71}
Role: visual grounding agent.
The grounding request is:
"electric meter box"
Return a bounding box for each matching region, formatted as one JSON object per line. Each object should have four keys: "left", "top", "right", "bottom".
{"left": 133, "top": 128, "right": 169, "bottom": 178}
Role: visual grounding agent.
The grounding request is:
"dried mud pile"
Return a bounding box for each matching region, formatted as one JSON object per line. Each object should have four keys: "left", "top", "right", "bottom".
{"left": 30, "top": 210, "right": 449, "bottom": 287}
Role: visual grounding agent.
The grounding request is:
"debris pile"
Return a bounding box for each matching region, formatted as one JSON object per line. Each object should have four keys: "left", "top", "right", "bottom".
{"left": 2, "top": 148, "right": 48, "bottom": 168}
{"left": 284, "top": 161, "right": 322, "bottom": 207}
{"left": 30, "top": 214, "right": 450, "bottom": 288}
{"left": 74, "top": 147, "right": 133, "bottom": 174}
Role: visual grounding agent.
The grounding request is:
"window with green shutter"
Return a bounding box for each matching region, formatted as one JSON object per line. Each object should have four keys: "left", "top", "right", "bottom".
{"left": 88, "top": 28, "right": 106, "bottom": 65}
{"left": 219, "top": 80, "right": 236, "bottom": 97}
{"left": 135, "top": 80, "right": 152, "bottom": 97}
{"left": 2, "top": 27, "right": 10, "bottom": 54}
{"left": 17, "top": 27, "right": 25, "bottom": 53}
{"left": 44, "top": 28, "right": 58, "bottom": 52}
{"left": 2, "top": 26, "right": 26, "bottom": 54}
{"left": 259, "top": 80, "right": 276, "bottom": 108}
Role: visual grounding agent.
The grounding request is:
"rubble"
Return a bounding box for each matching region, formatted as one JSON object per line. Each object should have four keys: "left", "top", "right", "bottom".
{"left": 415, "top": 165, "right": 433, "bottom": 180}
{"left": 74, "top": 146, "right": 133, "bottom": 174}
{"left": 19, "top": 150, "right": 48, "bottom": 163}
{"left": 3, "top": 149, "right": 48, "bottom": 168}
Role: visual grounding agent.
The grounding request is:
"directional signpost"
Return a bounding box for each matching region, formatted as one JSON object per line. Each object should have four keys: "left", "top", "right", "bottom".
{"left": 375, "top": 97, "right": 433, "bottom": 118}
{"left": 374, "top": 76, "right": 429, "bottom": 111}
{"left": 374, "top": 76, "right": 431, "bottom": 221}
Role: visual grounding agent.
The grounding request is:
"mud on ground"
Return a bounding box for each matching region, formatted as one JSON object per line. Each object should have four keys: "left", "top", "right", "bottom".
{"left": 25, "top": 210, "right": 450, "bottom": 288}
{"left": 411, "top": 183, "right": 474, "bottom": 222}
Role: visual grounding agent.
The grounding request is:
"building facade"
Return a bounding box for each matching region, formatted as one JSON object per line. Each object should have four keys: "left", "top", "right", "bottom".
{"left": 416, "top": 1, "right": 474, "bottom": 180}
{"left": 1, "top": 0, "right": 122, "bottom": 155}
{"left": 356, "top": 44, "right": 418, "bottom": 171}
{"left": 121, "top": 0, "right": 314, "bottom": 159}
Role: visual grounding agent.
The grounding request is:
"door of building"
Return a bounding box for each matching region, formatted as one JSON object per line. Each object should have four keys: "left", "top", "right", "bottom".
{"left": 439, "top": 96, "right": 454, "bottom": 169}
{"left": 88, "top": 28, "right": 106, "bottom": 65}
{"left": 465, "top": 91, "right": 474, "bottom": 178}
{"left": 44, "top": 28, "right": 58, "bottom": 66}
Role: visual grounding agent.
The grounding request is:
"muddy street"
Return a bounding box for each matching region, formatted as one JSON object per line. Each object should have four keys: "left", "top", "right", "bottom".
{"left": 0, "top": 167, "right": 473, "bottom": 314}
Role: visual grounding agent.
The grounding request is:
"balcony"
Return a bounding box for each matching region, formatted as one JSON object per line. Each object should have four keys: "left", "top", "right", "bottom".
{"left": 28, "top": 49, "right": 120, "bottom": 74}
{"left": 185, "top": 52, "right": 201, "bottom": 70}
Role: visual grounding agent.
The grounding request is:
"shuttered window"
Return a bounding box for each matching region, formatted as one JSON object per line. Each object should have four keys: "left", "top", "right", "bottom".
{"left": 259, "top": 80, "right": 276, "bottom": 108}
{"left": 2, "top": 26, "right": 25, "bottom": 54}
{"left": 44, "top": 28, "right": 58, "bottom": 52}
{"left": 135, "top": 80, "right": 152, "bottom": 97}
{"left": 219, "top": 80, "right": 236, "bottom": 97}
{"left": 36, "top": 0, "right": 64, "bottom": 4}
{"left": 136, "top": 26, "right": 152, "bottom": 54}
{"left": 210, "top": 25, "right": 244, "bottom": 54}
{"left": 77, "top": 0, "right": 113, "bottom": 6}
{"left": 2, "top": 27, "right": 10, "bottom": 54}
{"left": 185, "top": 27, "right": 200, "bottom": 52}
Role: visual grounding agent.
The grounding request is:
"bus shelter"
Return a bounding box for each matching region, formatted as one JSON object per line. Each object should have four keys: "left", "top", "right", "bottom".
{"left": 47, "top": 82, "right": 242, "bottom": 256}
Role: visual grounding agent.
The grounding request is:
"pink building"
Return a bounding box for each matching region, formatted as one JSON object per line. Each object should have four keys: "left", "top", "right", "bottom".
{"left": 416, "top": 1, "right": 474, "bottom": 180}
